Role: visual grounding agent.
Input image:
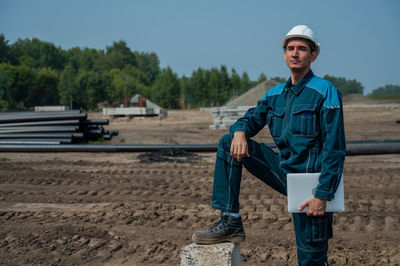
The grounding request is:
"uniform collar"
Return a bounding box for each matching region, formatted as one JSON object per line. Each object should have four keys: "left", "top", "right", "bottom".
{"left": 285, "top": 70, "right": 314, "bottom": 96}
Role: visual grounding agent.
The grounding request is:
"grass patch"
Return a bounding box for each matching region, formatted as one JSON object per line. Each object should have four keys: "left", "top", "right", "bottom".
{"left": 0, "top": 157, "right": 10, "bottom": 162}
{"left": 88, "top": 137, "right": 105, "bottom": 144}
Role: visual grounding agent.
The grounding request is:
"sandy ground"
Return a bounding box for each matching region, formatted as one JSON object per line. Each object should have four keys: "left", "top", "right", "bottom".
{"left": 0, "top": 99, "right": 399, "bottom": 265}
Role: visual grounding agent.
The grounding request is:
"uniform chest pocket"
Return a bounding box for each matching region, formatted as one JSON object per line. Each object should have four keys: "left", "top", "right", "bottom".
{"left": 267, "top": 107, "right": 285, "bottom": 138}
{"left": 290, "top": 104, "right": 318, "bottom": 137}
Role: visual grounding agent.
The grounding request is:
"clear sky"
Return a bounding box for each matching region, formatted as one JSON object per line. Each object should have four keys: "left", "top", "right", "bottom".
{"left": 1, "top": 0, "right": 399, "bottom": 94}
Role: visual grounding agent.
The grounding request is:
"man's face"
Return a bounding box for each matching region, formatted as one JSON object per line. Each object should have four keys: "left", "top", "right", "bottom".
{"left": 283, "top": 40, "right": 318, "bottom": 72}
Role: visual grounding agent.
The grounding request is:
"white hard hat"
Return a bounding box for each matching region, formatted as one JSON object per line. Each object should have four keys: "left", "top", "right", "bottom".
{"left": 282, "top": 25, "right": 320, "bottom": 55}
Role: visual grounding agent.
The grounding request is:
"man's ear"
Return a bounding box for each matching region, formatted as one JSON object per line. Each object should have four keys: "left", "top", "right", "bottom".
{"left": 311, "top": 51, "right": 318, "bottom": 62}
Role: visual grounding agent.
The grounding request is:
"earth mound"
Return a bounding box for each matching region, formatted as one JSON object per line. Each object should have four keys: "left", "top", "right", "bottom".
{"left": 225, "top": 80, "right": 279, "bottom": 107}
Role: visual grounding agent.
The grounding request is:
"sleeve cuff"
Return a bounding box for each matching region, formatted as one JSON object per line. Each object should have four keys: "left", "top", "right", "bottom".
{"left": 314, "top": 189, "right": 334, "bottom": 201}
{"left": 229, "top": 126, "right": 248, "bottom": 137}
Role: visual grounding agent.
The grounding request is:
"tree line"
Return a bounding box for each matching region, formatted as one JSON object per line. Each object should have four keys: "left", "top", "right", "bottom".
{"left": 0, "top": 34, "right": 393, "bottom": 111}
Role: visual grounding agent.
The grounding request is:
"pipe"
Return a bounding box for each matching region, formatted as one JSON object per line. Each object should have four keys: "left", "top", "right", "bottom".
{"left": 0, "top": 138, "right": 72, "bottom": 144}
{"left": 346, "top": 142, "right": 400, "bottom": 155}
{"left": 0, "top": 119, "right": 80, "bottom": 127}
{"left": 0, "top": 142, "right": 399, "bottom": 155}
{"left": 0, "top": 110, "right": 81, "bottom": 117}
{"left": 0, "top": 126, "right": 79, "bottom": 134}
{"left": 0, "top": 140, "right": 63, "bottom": 145}
{"left": 0, "top": 113, "right": 87, "bottom": 123}
{"left": 83, "top": 119, "right": 110, "bottom": 125}
{"left": 0, "top": 144, "right": 219, "bottom": 152}
{"left": 346, "top": 139, "right": 400, "bottom": 144}
{"left": 0, "top": 133, "right": 84, "bottom": 139}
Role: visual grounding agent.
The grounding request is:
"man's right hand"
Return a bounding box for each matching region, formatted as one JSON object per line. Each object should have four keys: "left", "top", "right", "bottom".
{"left": 230, "top": 131, "right": 250, "bottom": 162}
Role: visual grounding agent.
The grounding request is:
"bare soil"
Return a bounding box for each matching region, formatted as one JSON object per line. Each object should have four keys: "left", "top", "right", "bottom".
{"left": 0, "top": 100, "right": 399, "bottom": 265}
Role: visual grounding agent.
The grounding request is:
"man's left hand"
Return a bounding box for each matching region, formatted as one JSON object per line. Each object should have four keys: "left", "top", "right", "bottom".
{"left": 298, "top": 197, "right": 327, "bottom": 216}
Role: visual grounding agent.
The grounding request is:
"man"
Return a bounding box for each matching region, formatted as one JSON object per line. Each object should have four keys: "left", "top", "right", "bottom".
{"left": 192, "top": 25, "right": 346, "bottom": 265}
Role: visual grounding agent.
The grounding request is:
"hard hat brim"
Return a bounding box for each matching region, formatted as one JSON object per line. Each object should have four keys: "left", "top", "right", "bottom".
{"left": 282, "top": 35, "right": 320, "bottom": 55}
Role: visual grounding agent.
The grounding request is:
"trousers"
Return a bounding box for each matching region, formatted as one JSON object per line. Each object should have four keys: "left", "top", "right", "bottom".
{"left": 211, "top": 134, "right": 332, "bottom": 266}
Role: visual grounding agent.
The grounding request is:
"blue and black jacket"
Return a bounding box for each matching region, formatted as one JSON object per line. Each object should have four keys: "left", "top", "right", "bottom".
{"left": 230, "top": 70, "right": 346, "bottom": 200}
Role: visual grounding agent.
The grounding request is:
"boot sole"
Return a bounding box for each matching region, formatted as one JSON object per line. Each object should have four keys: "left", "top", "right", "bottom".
{"left": 192, "top": 233, "right": 246, "bottom": 245}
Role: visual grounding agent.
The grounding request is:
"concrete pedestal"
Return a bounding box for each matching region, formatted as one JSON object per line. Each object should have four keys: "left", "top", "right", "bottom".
{"left": 180, "top": 242, "right": 241, "bottom": 266}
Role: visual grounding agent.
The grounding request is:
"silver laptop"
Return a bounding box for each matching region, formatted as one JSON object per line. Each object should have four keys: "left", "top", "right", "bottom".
{"left": 287, "top": 173, "right": 345, "bottom": 213}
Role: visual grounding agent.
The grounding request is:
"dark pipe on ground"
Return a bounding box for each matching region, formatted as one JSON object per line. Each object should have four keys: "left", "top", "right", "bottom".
{"left": 0, "top": 126, "right": 79, "bottom": 134}
{"left": 0, "top": 133, "right": 84, "bottom": 139}
{"left": 0, "top": 113, "right": 87, "bottom": 123}
{"left": 0, "top": 120, "right": 80, "bottom": 128}
{"left": 0, "top": 138, "right": 72, "bottom": 144}
{"left": 0, "top": 141, "right": 400, "bottom": 155}
{"left": 83, "top": 119, "right": 110, "bottom": 126}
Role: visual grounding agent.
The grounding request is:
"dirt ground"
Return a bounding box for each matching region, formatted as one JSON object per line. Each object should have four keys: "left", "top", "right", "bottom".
{"left": 0, "top": 99, "right": 399, "bottom": 265}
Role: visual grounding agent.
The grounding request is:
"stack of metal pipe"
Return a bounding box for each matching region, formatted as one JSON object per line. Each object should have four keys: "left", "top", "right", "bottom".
{"left": 0, "top": 110, "right": 118, "bottom": 144}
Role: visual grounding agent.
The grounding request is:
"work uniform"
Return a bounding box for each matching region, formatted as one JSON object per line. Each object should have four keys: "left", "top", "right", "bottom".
{"left": 211, "top": 70, "right": 346, "bottom": 265}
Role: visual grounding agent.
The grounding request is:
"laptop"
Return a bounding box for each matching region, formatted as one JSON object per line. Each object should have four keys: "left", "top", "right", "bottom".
{"left": 287, "top": 173, "right": 345, "bottom": 213}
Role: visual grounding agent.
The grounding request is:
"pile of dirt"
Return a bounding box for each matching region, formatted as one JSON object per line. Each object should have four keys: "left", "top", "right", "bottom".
{"left": 225, "top": 80, "right": 279, "bottom": 107}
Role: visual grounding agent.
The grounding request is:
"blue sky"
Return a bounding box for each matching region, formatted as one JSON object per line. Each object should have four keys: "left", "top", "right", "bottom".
{"left": 1, "top": 0, "right": 399, "bottom": 94}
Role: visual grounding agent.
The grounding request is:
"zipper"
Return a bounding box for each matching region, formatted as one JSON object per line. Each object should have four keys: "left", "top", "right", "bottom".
{"left": 281, "top": 89, "right": 292, "bottom": 147}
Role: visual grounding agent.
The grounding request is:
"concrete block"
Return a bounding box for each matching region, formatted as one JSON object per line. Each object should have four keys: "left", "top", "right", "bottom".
{"left": 180, "top": 242, "right": 241, "bottom": 266}
{"left": 203, "top": 106, "right": 252, "bottom": 130}
{"left": 102, "top": 107, "right": 153, "bottom": 115}
{"left": 102, "top": 107, "right": 167, "bottom": 117}
{"left": 34, "top": 106, "right": 70, "bottom": 112}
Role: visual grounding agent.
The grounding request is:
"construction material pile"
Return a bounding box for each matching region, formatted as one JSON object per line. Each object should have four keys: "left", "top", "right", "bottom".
{"left": 0, "top": 110, "right": 117, "bottom": 144}
{"left": 203, "top": 106, "right": 250, "bottom": 130}
{"left": 204, "top": 80, "right": 278, "bottom": 130}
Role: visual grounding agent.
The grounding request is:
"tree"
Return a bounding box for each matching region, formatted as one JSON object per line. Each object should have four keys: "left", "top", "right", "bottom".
{"left": 134, "top": 51, "right": 160, "bottom": 85}
{"left": 190, "top": 68, "right": 208, "bottom": 107}
{"left": 323, "top": 75, "right": 364, "bottom": 96}
{"left": 29, "top": 67, "right": 59, "bottom": 107}
{"left": 180, "top": 75, "right": 191, "bottom": 108}
{"left": 219, "top": 65, "right": 231, "bottom": 100}
{"left": 66, "top": 47, "right": 105, "bottom": 72}
{"left": 369, "top": 84, "right": 400, "bottom": 96}
{"left": 58, "top": 64, "right": 78, "bottom": 108}
{"left": 10, "top": 37, "right": 66, "bottom": 70}
{"left": 0, "top": 63, "right": 37, "bottom": 108}
{"left": 106, "top": 68, "right": 136, "bottom": 105}
{"left": 240, "top": 72, "right": 251, "bottom": 94}
{"left": 208, "top": 68, "right": 225, "bottom": 106}
{"left": 0, "top": 68, "right": 11, "bottom": 110}
{"left": 2, "top": 34, "right": 280, "bottom": 109}
{"left": 271, "top": 76, "right": 286, "bottom": 83}
{"left": 257, "top": 73, "right": 267, "bottom": 84}
{"left": 230, "top": 68, "right": 241, "bottom": 97}
{"left": 122, "top": 64, "right": 149, "bottom": 91}
{"left": 104, "top": 40, "right": 136, "bottom": 70}
{"left": 0, "top": 34, "right": 10, "bottom": 63}
{"left": 151, "top": 67, "right": 180, "bottom": 109}
{"left": 76, "top": 70, "right": 109, "bottom": 109}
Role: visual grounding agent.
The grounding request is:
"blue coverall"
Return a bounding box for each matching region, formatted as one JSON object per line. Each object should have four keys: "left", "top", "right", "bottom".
{"left": 211, "top": 70, "right": 346, "bottom": 265}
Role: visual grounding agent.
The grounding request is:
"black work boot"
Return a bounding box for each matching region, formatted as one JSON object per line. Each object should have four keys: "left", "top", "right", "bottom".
{"left": 192, "top": 213, "right": 246, "bottom": 244}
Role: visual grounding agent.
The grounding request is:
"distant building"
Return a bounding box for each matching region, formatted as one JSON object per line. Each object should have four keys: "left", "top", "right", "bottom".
{"left": 129, "top": 94, "right": 163, "bottom": 110}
